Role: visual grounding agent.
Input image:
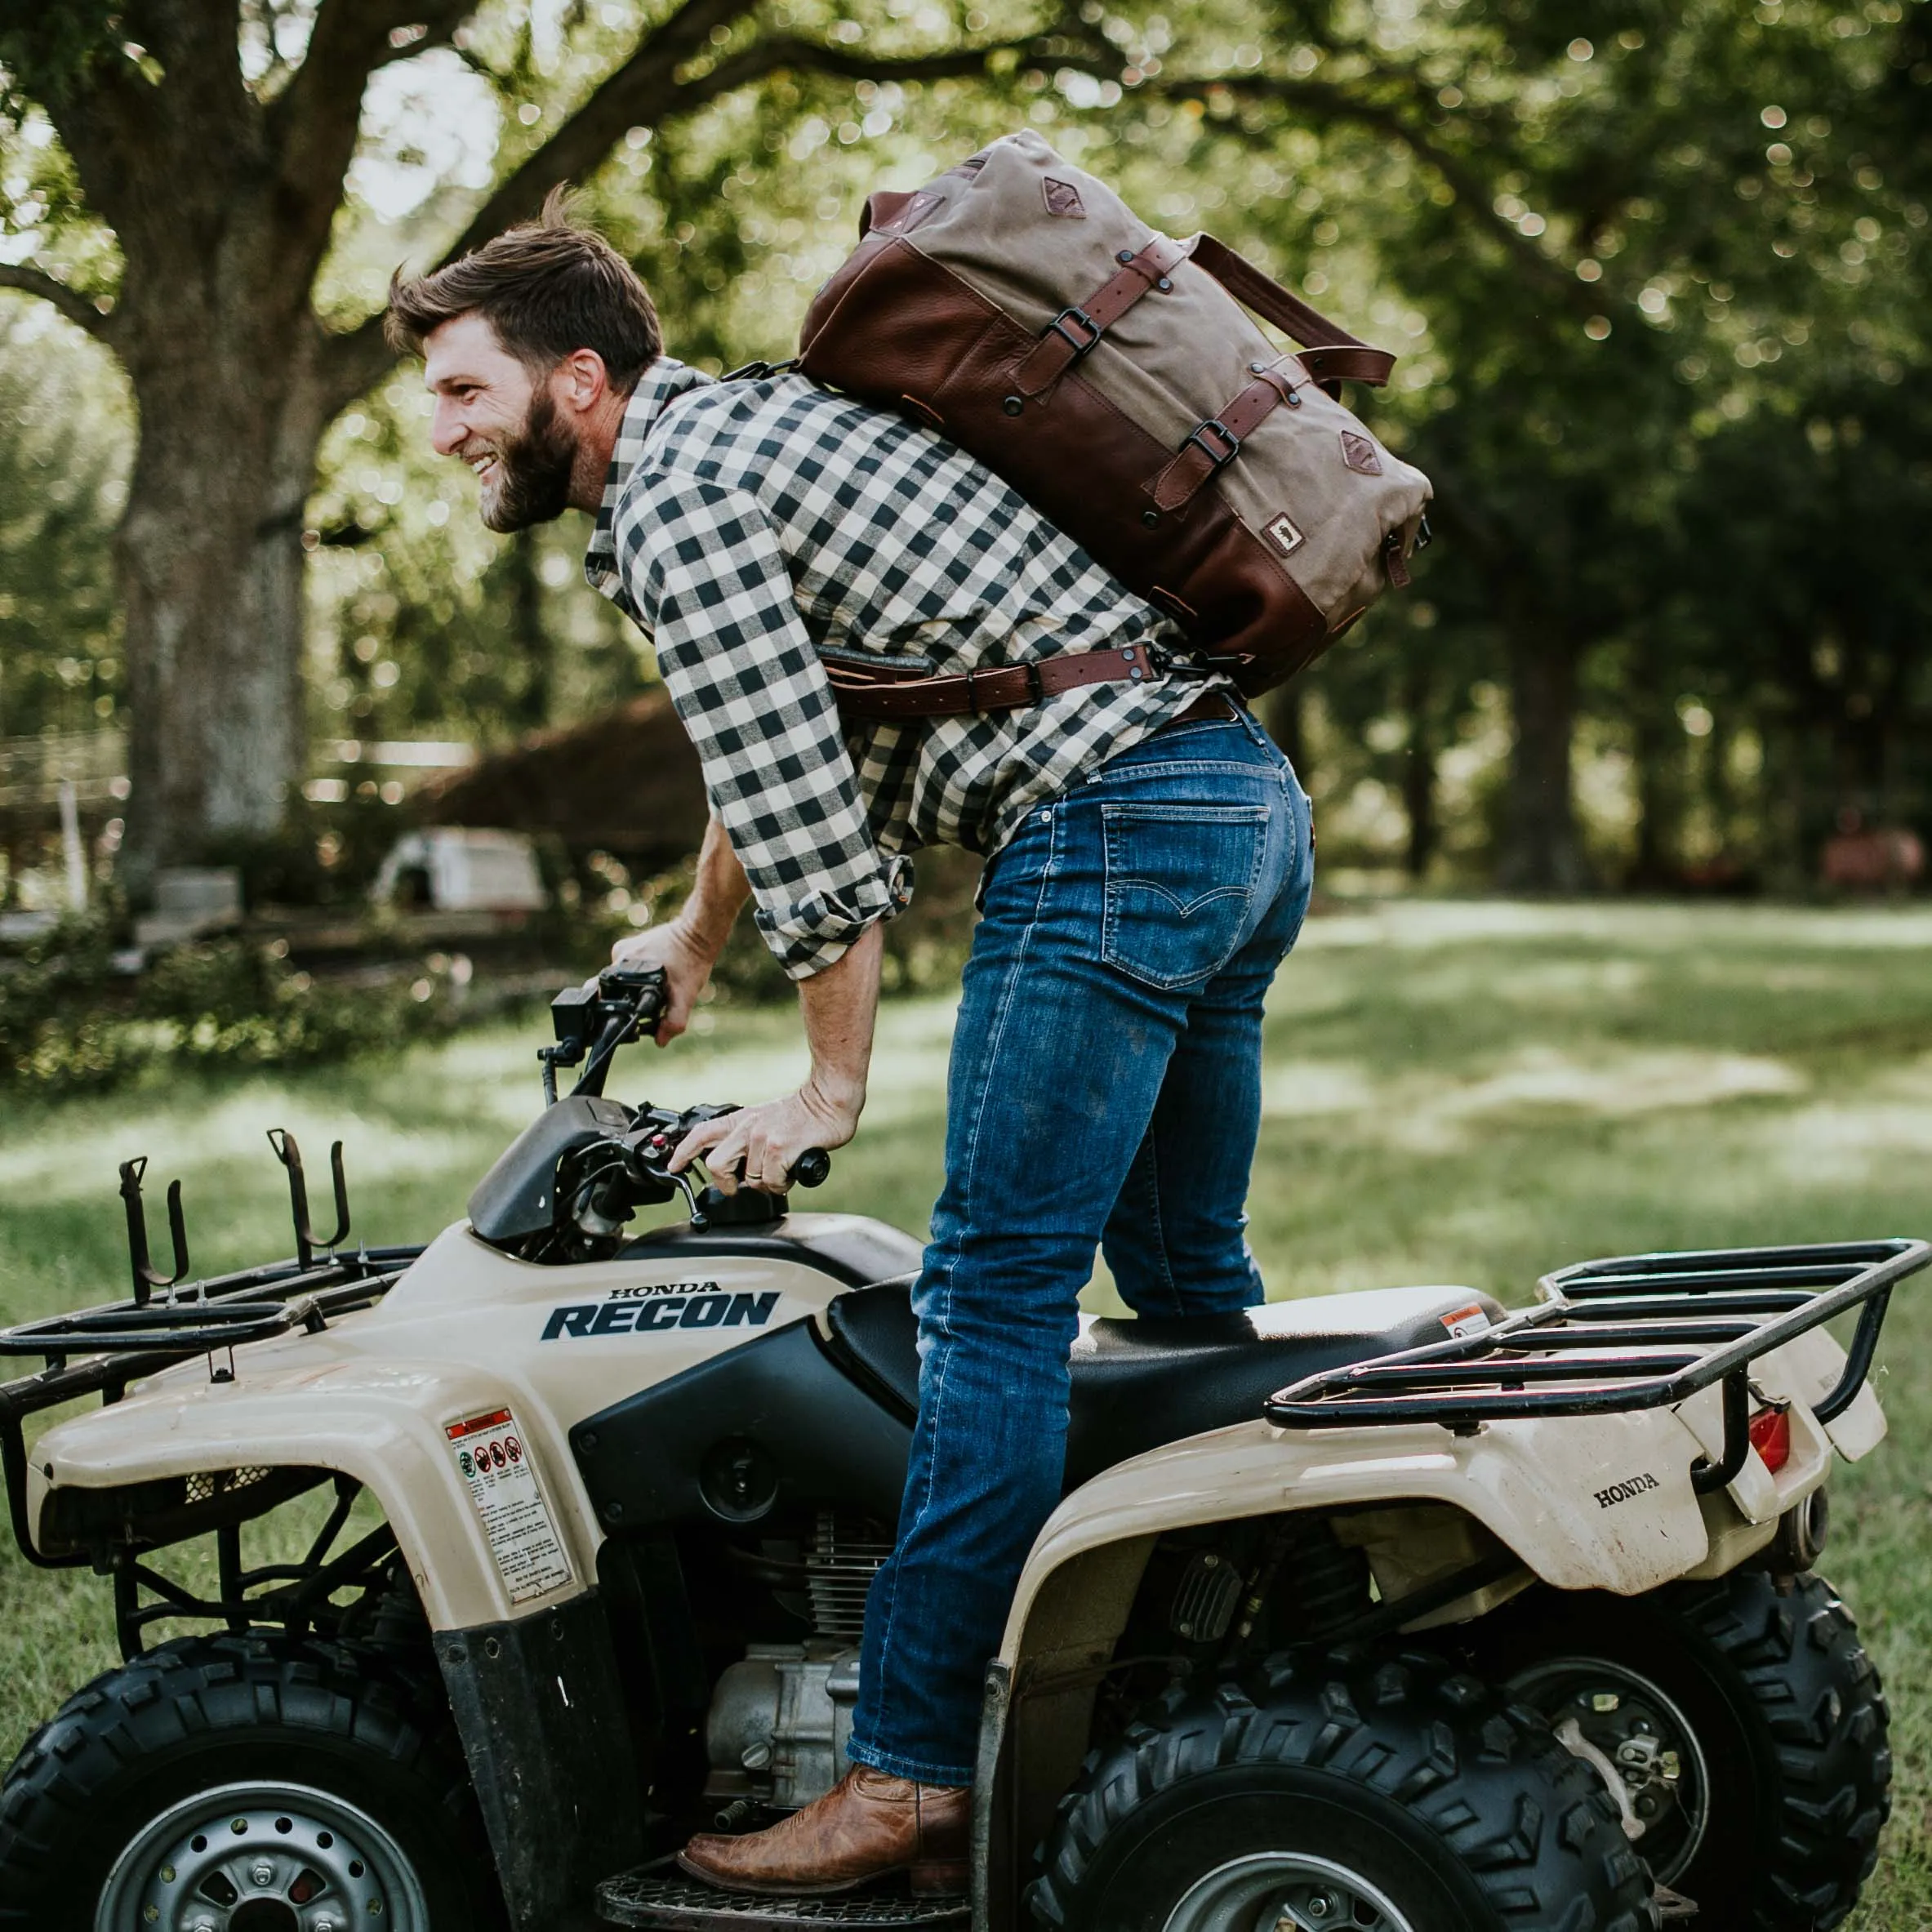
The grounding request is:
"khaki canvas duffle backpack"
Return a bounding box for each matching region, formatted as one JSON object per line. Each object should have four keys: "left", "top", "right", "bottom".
{"left": 798, "top": 130, "right": 1432, "bottom": 702}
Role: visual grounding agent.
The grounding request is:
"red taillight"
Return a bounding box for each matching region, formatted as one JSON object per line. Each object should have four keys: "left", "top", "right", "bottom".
{"left": 1749, "top": 1405, "right": 1792, "bottom": 1474}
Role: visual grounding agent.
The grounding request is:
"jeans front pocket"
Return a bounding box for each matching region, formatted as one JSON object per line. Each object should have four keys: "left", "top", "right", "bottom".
{"left": 1101, "top": 803, "right": 1270, "bottom": 990}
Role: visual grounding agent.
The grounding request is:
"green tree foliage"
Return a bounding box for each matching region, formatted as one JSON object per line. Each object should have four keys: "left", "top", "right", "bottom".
{"left": 0, "top": 0, "right": 1925, "bottom": 892}
{"left": 0, "top": 305, "right": 127, "bottom": 740}
{"left": 1125, "top": 0, "right": 1931, "bottom": 886}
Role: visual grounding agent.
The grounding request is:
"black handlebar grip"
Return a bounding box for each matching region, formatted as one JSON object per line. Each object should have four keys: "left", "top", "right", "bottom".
{"left": 791, "top": 1148, "right": 831, "bottom": 1189}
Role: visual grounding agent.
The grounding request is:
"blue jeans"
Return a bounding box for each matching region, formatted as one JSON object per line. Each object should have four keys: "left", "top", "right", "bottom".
{"left": 847, "top": 710, "right": 1315, "bottom": 1783}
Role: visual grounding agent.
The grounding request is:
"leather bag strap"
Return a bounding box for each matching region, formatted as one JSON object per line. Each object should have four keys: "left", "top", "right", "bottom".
{"left": 1191, "top": 234, "right": 1396, "bottom": 388}
{"left": 1012, "top": 234, "right": 1197, "bottom": 398}
{"left": 825, "top": 645, "right": 1160, "bottom": 721}
{"left": 1149, "top": 365, "right": 1303, "bottom": 514}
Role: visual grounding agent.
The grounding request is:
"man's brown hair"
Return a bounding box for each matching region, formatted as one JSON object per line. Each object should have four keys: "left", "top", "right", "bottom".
{"left": 385, "top": 188, "right": 661, "bottom": 388}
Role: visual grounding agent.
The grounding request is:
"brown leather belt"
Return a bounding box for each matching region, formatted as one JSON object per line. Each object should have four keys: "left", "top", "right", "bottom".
{"left": 825, "top": 644, "right": 1162, "bottom": 722}
{"left": 1157, "top": 690, "right": 1240, "bottom": 729}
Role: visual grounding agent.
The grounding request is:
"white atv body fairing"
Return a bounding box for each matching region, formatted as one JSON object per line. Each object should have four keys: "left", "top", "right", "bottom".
{"left": 27, "top": 1213, "right": 1881, "bottom": 1641}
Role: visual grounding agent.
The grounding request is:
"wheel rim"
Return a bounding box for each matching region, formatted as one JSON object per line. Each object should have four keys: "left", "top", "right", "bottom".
{"left": 1509, "top": 1654, "right": 1712, "bottom": 1885}
{"left": 96, "top": 1780, "right": 430, "bottom": 1932}
{"left": 1161, "top": 1850, "right": 1418, "bottom": 1932}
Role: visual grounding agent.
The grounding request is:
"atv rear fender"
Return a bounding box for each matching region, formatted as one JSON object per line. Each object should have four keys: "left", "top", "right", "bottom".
{"left": 976, "top": 1319, "right": 1881, "bottom": 1918}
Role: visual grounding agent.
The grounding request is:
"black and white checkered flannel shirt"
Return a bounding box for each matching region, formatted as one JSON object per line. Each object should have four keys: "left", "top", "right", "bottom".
{"left": 584, "top": 358, "right": 1223, "bottom": 978}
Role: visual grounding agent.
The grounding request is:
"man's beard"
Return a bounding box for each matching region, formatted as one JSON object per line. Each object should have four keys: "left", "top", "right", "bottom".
{"left": 478, "top": 389, "right": 577, "bottom": 533}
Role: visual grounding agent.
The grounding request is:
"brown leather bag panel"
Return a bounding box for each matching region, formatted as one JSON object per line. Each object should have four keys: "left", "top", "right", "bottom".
{"left": 802, "top": 236, "right": 1004, "bottom": 400}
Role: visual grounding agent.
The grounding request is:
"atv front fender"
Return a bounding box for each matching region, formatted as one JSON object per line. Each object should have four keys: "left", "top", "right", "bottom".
{"left": 28, "top": 1363, "right": 638, "bottom": 1932}
{"left": 29, "top": 1356, "right": 594, "bottom": 1629}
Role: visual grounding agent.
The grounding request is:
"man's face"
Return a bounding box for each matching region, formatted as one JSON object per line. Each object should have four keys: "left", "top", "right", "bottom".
{"left": 424, "top": 314, "right": 577, "bottom": 532}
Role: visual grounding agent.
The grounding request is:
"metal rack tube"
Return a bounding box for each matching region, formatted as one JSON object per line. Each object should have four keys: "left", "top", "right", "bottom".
{"left": 1691, "top": 1371, "right": 1753, "bottom": 1494}
{"left": 1816, "top": 1287, "right": 1892, "bottom": 1424}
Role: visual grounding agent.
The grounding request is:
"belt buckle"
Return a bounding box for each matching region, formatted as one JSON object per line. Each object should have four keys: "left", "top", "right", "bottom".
{"left": 964, "top": 664, "right": 1039, "bottom": 713}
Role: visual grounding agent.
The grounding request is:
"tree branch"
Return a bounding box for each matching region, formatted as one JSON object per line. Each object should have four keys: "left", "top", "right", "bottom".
{"left": 692, "top": 31, "right": 1048, "bottom": 92}
{"left": 1137, "top": 70, "right": 1590, "bottom": 309}
{"left": 316, "top": 1, "right": 1053, "bottom": 412}
{"left": 271, "top": 0, "right": 477, "bottom": 255}
{"left": 441, "top": 0, "right": 767, "bottom": 265}
{"left": 0, "top": 262, "right": 116, "bottom": 341}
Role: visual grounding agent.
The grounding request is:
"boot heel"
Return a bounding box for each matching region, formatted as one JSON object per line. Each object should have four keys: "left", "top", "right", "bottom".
{"left": 910, "top": 1862, "right": 968, "bottom": 1896}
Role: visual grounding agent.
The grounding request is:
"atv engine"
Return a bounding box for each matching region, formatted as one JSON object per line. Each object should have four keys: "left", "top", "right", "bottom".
{"left": 703, "top": 1513, "right": 891, "bottom": 1811}
{"left": 707, "top": 1644, "right": 862, "bottom": 1810}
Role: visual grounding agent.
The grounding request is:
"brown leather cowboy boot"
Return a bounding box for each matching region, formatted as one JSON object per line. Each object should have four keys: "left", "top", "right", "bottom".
{"left": 678, "top": 1766, "right": 970, "bottom": 1897}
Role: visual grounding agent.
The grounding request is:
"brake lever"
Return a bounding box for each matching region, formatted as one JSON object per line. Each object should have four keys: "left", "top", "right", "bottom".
{"left": 608, "top": 1101, "right": 822, "bottom": 1231}
{"left": 669, "top": 1169, "right": 711, "bottom": 1233}
{"left": 615, "top": 1149, "right": 712, "bottom": 1233}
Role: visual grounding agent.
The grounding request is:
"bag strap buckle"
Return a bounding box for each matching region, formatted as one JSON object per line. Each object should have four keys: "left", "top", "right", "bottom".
{"left": 1044, "top": 306, "right": 1103, "bottom": 358}
{"left": 1184, "top": 419, "right": 1242, "bottom": 470}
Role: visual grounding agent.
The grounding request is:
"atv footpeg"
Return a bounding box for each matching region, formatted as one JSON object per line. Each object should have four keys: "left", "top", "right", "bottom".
{"left": 595, "top": 1868, "right": 969, "bottom": 1929}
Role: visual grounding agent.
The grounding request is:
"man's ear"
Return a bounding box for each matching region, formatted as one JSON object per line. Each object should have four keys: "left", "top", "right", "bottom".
{"left": 554, "top": 347, "right": 610, "bottom": 416}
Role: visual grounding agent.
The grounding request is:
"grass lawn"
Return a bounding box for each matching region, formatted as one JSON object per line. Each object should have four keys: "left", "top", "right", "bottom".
{"left": 3, "top": 897, "right": 1931, "bottom": 1925}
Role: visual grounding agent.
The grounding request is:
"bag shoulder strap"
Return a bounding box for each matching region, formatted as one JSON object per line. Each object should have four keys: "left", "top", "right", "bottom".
{"left": 824, "top": 645, "right": 1158, "bottom": 720}
{"left": 1191, "top": 234, "right": 1396, "bottom": 388}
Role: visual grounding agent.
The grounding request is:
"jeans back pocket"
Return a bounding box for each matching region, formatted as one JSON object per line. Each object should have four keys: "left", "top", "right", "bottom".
{"left": 1101, "top": 803, "right": 1270, "bottom": 990}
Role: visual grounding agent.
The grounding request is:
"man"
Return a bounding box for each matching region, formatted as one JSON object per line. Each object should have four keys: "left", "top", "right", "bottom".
{"left": 386, "top": 191, "right": 1313, "bottom": 1899}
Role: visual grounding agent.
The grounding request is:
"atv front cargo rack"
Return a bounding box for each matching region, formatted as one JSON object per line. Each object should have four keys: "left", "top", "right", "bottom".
{"left": 0, "top": 1245, "right": 422, "bottom": 1571}
{"left": 1266, "top": 1239, "right": 1929, "bottom": 1489}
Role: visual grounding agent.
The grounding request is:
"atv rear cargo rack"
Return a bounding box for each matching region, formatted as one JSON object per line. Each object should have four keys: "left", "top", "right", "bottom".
{"left": 1266, "top": 1239, "right": 1930, "bottom": 1489}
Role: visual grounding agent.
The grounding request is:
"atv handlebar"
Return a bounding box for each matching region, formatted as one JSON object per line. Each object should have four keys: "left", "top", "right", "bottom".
{"left": 540, "top": 966, "right": 830, "bottom": 1193}
{"left": 540, "top": 965, "right": 668, "bottom": 1105}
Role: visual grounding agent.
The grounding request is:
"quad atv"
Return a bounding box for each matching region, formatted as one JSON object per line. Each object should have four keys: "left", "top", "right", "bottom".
{"left": 0, "top": 967, "right": 1916, "bottom": 1932}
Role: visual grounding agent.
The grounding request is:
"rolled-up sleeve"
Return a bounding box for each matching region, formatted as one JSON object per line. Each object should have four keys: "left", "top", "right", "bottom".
{"left": 613, "top": 473, "right": 911, "bottom": 977}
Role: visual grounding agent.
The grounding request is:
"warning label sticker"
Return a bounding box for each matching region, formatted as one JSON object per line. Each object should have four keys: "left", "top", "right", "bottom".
{"left": 447, "top": 1408, "right": 573, "bottom": 1606}
{"left": 1440, "top": 1303, "right": 1493, "bottom": 1339}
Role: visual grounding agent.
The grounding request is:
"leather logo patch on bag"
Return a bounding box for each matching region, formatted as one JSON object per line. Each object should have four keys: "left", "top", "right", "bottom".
{"left": 1264, "top": 513, "right": 1306, "bottom": 558}
{"left": 1042, "top": 177, "right": 1087, "bottom": 218}
{"left": 1341, "top": 431, "right": 1383, "bottom": 475}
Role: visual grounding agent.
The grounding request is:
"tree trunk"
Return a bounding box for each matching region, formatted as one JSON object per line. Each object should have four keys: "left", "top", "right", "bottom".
{"left": 117, "top": 355, "right": 327, "bottom": 893}
{"left": 1400, "top": 657, "right": 1436, "bottom": 880}
{"left": 1628, "top": 691, "right": 1679, "bottom": 888}
{"left": 507, "top": 530, "right": 554, "bottom": 732}
{"left": 1497, "top": 626, "right": 1586, "bottom": 893}
{"left": 40, "top": 6, "right": 374, "bottom": 897}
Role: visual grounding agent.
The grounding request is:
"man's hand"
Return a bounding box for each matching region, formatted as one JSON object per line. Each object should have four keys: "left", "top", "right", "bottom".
{"left": 671, "top": 1074, "right": 862, "bottom": 1195}
{"left": 673, "top": 922, "right": 884, "bottom": 1195}
{"left": 603, "top": 920, "right": 714, "bottom": 1047}
{"left": 597, "top": 816, "right": 751, "bottom": 1046}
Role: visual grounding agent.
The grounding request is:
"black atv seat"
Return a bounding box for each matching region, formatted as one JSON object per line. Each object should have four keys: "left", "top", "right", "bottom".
{"left": 826, "top": 1280, "right": 1508, "bottom": 1490}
